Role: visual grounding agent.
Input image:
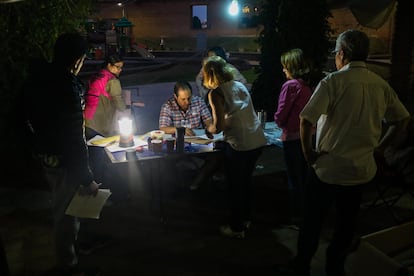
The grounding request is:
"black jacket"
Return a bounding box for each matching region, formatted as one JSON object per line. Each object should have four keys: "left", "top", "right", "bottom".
{"left": 24, "top": 61, "right": 93, "bottom": 185}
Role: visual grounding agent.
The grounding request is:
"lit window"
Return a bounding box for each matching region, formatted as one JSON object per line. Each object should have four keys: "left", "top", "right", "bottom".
{"left": 192, "top": 5, "right": 208, "bottom": 29}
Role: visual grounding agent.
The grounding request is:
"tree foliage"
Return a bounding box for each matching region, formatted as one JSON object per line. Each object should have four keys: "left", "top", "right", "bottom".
{"left": 251, "top": 0, "right": 333, "bottom": 118}
{"left": 0, "top": 0, "right": 95, "bottom": 151}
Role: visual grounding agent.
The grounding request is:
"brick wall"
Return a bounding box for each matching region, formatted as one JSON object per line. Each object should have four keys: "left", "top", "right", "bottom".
{"left": 92, "top": 1, "right": 394, "bottom": 54}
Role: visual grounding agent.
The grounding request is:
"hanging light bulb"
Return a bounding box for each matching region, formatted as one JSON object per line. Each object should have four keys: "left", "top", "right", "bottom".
{"left": 228, "top": 0, "right": 239, "bottom": 16}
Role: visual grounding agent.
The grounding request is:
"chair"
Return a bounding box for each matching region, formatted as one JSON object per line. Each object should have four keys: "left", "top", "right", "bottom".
{"left": 365, "top": 118, "right": 414, "bottom": 225}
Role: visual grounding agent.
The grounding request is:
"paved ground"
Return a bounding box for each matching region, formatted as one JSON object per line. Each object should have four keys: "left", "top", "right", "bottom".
{"left": 2, "top": 147, "right": 414, "bottom": 276}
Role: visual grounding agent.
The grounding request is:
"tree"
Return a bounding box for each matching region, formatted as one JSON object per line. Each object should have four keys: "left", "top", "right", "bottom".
{"left": 0, "top": 0, "right": 95, "bottom": 154}
{"left": 251, "top": 0, "right": 333, "bottom": 118}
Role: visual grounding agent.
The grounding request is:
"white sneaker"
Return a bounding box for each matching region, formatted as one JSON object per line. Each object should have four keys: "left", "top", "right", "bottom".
{"left": 219, "top": 225, "right": 245, "bottom": 239}
{"left": 244, "top": 220, "right": 251, "bottom": 230}
{"left": 189, "top": 183, "right": 199, "bottom": 191}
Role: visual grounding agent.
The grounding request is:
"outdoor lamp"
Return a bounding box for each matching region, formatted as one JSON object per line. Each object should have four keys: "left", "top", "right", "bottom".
{"left": 118, "top": 117, "right": 135, "bottom": 147}
{"left": 228, "top": 0, "right": 239, "bottom": 16}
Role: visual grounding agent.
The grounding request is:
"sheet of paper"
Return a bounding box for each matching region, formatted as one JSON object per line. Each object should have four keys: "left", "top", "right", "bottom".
{"left": 192, "top": 129, "right": 206, "bottom": 136}
{"left": 87, "top": 135, "right": 147, "bottom": 151}
{"left": 65, "top": 189, "right": 112, "bottom": 219}
{"left": 106, "top": 136, "right": 147, "bottom": 152}
{"left": 184, "top": 132, "right": 224, "bottom": 144}
{"left": 86, "top": 135, "right": 115, "bottom": 147}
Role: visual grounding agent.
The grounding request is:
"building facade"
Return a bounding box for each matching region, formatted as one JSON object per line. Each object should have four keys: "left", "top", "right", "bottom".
{"left": 91, "top": 0, "right": 395, "bottom": 54}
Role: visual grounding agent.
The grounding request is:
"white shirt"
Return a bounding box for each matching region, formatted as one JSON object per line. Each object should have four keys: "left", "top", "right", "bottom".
{"left": 219, "top": 81, "right": 266, "bottom": 151}
{"left": 300, "top": 61, "right": 410, "bottom": 185}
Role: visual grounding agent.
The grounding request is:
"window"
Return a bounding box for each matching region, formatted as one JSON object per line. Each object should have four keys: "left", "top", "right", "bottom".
{"left": 192, "top": 5, "right": 208, "bottom": 29}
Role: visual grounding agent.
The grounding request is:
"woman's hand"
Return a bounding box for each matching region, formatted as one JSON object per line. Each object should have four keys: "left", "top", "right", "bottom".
{"left": 207, "top": 124, "right": 217, "bottom": 134}
{"left": 184, "top": 127, "right": 195, "bottom": 136}
{"left": 205, "top": 129, "right": 214, "bottom": 139}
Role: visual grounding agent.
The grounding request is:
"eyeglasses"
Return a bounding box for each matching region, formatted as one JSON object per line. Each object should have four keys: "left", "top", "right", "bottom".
{"left": 112, "top": 64, "right": 123, "bottom": 70}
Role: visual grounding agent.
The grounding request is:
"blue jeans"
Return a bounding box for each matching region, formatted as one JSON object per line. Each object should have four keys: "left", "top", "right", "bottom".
{"left": 282, "top": 139, "right": 308, "bottom": 221}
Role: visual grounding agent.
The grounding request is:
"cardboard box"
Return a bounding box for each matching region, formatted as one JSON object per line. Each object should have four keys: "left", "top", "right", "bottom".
{"left": 346, "top": 221, "right": 414, "bottom": 276}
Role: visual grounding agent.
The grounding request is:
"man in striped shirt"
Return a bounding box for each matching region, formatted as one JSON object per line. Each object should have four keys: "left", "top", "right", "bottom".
{"left": 159, "top": 81, "right": 220, "bottom": 191}
{"left": 159, "top": 81, "right": 212, "bottom": 135}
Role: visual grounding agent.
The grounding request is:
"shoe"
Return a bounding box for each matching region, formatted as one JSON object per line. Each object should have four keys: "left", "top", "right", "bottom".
{"left": 273, "top": 263, "right": 295, "bottom": 276}
{"left": 244, "top": 220, "right": 251, "bottom": 230}
{"left": 47, "top": 265, "right": 100, "bottom": 276}
{"left": 219, "top": 225, "right": 245, "bottom": 239}
{"left": 286, "top": 224, "right": 300, "bottom": 231}
{"left": 212, "top": 173, "right": 226, "bottom": 182}
{"left": 273, "top": 261, "right": 310, "bottom": 276}
{"left": 189, "top": 183, "right": 199, "bottom": 191}
{"left": 77, "top": 236, "right": 113, "bottom": 255}
{"left": 69, "top": 265, "right": 100, "bottom": 276}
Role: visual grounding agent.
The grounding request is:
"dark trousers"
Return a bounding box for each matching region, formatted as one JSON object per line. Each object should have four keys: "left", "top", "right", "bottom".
{"left": 282, "top": 139, "right": 307, "bottom": 221}
{"left": 223, "top": 143, "right": 263, "bottom": 232}
{"left": 85, "top": 127, "right": 106, "bottom": 183}
{"left": 295, "top": 167, "right": 364, "bottom": 276}
{"left": 0, "top": 236, "right": 10, "bottom": 276}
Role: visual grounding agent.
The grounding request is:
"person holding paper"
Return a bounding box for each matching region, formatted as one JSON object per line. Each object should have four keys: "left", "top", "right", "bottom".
{"left": 23, "top": 32, "right": 100, "bottom": 275}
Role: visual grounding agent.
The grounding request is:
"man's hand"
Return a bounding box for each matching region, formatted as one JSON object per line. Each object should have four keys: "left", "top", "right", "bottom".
{"left": 79, "top": 180, "right": 101, "bottom": 197}
{"left": 304, "top": 150, "right": 327, "bottom": 165}
{"left": 184, "top": 127, "right": 195, "bottom": 136}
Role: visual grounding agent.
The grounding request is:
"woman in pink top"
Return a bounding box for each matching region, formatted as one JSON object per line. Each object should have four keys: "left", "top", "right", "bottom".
{"left": 274, "top": 48, "right": 312, "bottom": 226}
{"left": 84, "top": 54, "right": 126, "bottom": 139}
{"left": 83, "top": 54, "right": 126, "bottom": 184}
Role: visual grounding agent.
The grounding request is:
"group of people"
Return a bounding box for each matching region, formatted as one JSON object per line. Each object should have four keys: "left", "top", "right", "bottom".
{"left": 274, "top": 29, "right": 410, "bottom": 276}
{"left": 159, "top": 48, "right": 266, "bottom": 236}
{"left": 22, "top": 28, "right": 411, "bottom": 276}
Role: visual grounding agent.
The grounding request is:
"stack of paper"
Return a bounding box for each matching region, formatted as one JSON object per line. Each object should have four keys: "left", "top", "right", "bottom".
{"left": 184, "top": 131, "right": 223, "bottom": 145}
{"left": 65, "top": 189, "right": 112, "bottom": 219}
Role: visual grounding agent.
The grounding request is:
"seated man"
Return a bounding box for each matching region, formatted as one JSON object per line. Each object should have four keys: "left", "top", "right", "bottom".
{"left": 159, "top": 81, "right": 222, "bottom": 190}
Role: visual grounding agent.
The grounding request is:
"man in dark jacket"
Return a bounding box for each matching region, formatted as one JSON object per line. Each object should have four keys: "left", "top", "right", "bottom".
{"left": 24, "top": 32, "right": 100, "bottom": 274}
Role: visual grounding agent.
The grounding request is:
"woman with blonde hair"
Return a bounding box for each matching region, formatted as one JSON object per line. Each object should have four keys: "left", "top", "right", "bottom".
{"left": 203, "top": 55, "right": 266, "bottom": 238}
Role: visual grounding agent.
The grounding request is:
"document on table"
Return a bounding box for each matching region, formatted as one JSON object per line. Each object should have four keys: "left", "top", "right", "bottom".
{"left": 87, "top": 135, "right": 147, "bottom": 152}
{"left": 185, "top": 131, "right": 223, "bottom": 145}
{"left": 65, "top": 189, "right": 112, "bottom": 219}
